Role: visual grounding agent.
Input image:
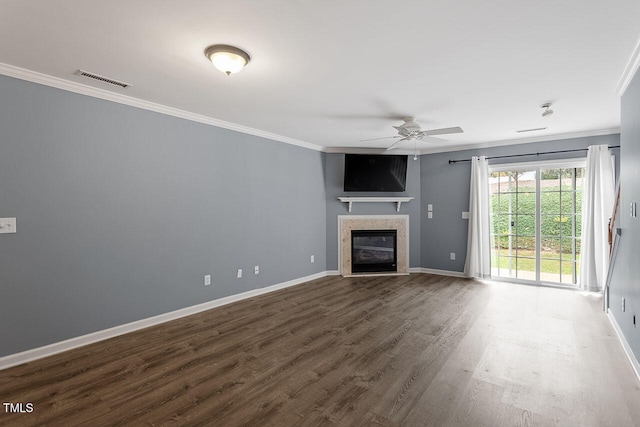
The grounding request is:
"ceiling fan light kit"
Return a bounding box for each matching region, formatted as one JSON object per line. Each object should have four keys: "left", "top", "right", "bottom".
{"left": 393, "top": 117, "right": 421, "bottom": 136}
{"left": 205, "top": 44, "right": 251, "bottom": 75}
{"left": 381, "top": 117, "right": 463, "bottom": 151}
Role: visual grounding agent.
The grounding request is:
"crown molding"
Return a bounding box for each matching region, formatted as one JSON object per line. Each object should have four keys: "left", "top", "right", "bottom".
{"left": 417, "top": 128, "right": 620, "bottom": 155}
{"left": 323, "top": 146, "right": 418, "bottom": 155}
{"left": 325, "top": 128, "right": 620, "bottom": 156}
{"left": 617, "top": 36, "right": 640, "bottom": 96}
{"left": 0, "top": 62, "right": 324, "bottom": 152}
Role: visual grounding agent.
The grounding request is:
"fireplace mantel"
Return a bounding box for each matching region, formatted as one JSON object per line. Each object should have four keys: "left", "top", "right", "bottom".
{"left": 338, "top": 197, "right": 414, "bottom": 213}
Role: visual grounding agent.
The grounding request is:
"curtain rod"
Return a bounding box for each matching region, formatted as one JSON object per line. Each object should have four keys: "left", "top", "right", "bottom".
{"left": 448, "top": 145, "right": 620, "bottom": 164}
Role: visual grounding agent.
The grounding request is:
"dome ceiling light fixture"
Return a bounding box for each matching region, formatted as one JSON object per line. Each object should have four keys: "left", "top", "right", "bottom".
{"left": 541, "top": 102, "right": 554, "bottom": 118}
{"left": 204, "top": 44, "right": 251, "bottom": 76}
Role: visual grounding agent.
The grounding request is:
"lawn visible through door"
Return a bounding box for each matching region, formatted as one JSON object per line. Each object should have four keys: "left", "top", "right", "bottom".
{"left": 490, "top": 161, "right": 584, "bottom": 286}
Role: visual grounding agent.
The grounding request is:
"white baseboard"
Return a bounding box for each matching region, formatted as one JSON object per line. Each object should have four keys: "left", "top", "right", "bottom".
{"left": 411, "top": 267, "right": 468, "bottom": 278}
{"left": 607, "top": 310, "right": 640, "bottom": 383}
{"left": 0, "top": 271, "right": 330, "bottom": 371}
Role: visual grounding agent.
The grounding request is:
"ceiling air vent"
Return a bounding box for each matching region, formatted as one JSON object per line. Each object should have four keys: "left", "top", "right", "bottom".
{"left": 516, "top": 127, "right": 547, "bottom": 133}
{"left": 75, "top": 70, "right": 131, "bottom": 88}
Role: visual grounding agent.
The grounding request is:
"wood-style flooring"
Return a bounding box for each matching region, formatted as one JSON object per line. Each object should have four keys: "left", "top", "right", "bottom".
{"left": 1, "top": 274, "right": 639, "bottom": 426}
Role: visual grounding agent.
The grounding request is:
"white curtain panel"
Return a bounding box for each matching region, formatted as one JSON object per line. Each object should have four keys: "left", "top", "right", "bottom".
{"left": 464, "top": 156, "right": 491, "bottom": 278}
{"left": 580, "top": 145, "right": 615, "bottom": 292}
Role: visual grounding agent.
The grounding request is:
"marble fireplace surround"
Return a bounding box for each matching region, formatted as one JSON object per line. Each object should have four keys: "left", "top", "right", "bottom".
{"left": 338, "top": 215, "right": 409, "bottom": 277}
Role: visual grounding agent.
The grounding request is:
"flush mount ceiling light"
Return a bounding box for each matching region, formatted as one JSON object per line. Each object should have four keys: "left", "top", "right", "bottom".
{"left": 541, "top": 102, "right": 554, "bottom": 118}
{"left": 204, "top": 44, "right": 251, "bottom": 76}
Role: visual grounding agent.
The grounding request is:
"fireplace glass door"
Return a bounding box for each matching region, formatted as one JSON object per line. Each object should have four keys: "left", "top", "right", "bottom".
{"left": 351, "top": 230, "right": 397, "bottom": 273}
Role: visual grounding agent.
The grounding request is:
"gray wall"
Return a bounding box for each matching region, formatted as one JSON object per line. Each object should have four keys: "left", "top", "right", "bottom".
{"left": 0, "top": 75, "right": 327, "bottom": 357}
{"left": 420, "top": 135, "right": 621, "bottom": 271}
{"left": 609, "top": 70, "right": 640, "bottom": 362}
{"left": 325, "top": 153, "right": 422, "bottom": 271}
{"left": 2, "top": 70, "right": 633, "bottom": 361}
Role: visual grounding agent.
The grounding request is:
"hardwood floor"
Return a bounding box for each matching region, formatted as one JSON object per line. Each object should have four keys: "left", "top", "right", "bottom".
{"left": 1, "top": 274, "right": 639, "bottom": 426}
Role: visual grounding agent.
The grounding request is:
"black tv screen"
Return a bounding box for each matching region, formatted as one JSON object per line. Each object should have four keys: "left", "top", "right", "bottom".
{"left": 343, "top": 154, "right": 408, "bottom": 192}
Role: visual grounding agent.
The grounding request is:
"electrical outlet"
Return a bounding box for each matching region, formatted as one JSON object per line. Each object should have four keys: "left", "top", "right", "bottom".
{"left": 310, "top": 255, "right": 315, "bottom": 263}
{"left": 204, "top": 275, "right": 211, "bottom": 286}
{"left": 450, "top": 252, "right": 455, "bottom": 260}
{"left": 237, "top": 269, "right": 243, "bottom": 278}
{"left": 254, "top": 265, "right": 259, "bottom": 275}
{"left": 0, "top": 218, "right": 16, "bottom": 234}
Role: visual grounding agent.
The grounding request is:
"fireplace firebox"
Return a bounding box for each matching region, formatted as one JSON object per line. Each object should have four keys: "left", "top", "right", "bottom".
{"left": 351, "top": 229, "right": 397, "bottom": 273}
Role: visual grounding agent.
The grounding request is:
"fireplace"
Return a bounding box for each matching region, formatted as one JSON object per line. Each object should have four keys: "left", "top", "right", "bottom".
{"left": 338, "top": 215, "right": 408, "bottom": 276}
{"left": 351, "top": 229, "right": 397, "bottom": 273}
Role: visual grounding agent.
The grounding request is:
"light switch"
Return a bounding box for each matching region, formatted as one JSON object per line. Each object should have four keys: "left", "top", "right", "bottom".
{"left": 0, "top": 218, "right": 16, "bottom": 234}
{"left": 462, "top": 211, "right": 469, "bottom": 219}
{"left": 427, "top": 204, "right": 433, "bottom": 211}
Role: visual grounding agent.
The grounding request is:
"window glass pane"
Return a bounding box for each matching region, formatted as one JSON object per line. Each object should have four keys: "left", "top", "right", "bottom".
{"left": 541, "top": 215, "right": 562, "bottom": 237}
{"left": 491, "top": 215, "right": 510, "bottom": 238}
{"left": 515, "top": 192, "right": 536, "bottom": 213}
{"left": 540, "top": 192, "right": 561, "bottom": 212}
{"left": 496, "top": 194, "right": 516, "bottom": 213}
{"left": 491, "top": 253, "right": 500, "bottom": 268}
{"left": 540, "top": 259, "right": 561, "bottom": 282}
{"left": 540, "top": 169, "right": 560, "bottom": 188}
{"left": 496, "top": 174, "right": 517, "bottom": 193}
{"left": 541, "top": 237, "right": 560, "bottom": 258}
{"left": 490, "top": 195, "right": 500, "bottom": 213}
{"left": 575, "top": 193, "right": 583, "bottom": 214}
{"left": 560, "top": 238, "right": 575, "bottom": 255}
{"left": 557, "top": 215, "right": 573, "bottom": 237}
{"left": 560, "top": 168, "right": 576, "bottom": 191}
{"left": 490, "top": 234, "right": 501, "bottom": 252}
{"left": 514, "top": 214, "right": 535, "bottom": 236}
{"left": 515, "top": 256, "right": 536, "bottom": 280}
{"left": 494, "top": 234, "right": 511, "bottom": 251}
{"left": 516, "top": 171, "right": 536, "bottom": 192}
{"left": 561, "top": 192, "right": 577, "bottom": 214}
{"left": 515, "top": 236, "right": 535, "bottom": 252}
{"left": 494, "top": 256, "right": 518, "bottom": 278}
{"left": 560, "top": 261, "right": 575, "bottom": 284}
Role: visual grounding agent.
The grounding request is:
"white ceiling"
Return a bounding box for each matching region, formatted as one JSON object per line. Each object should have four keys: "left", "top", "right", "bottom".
{"left": 1, "top": 0, "right": 639, "bottom": 153}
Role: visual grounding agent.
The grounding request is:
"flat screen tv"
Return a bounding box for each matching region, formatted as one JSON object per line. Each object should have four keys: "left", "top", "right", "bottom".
{"left": 343, "top": 154, "right": 408, "bottom": 192}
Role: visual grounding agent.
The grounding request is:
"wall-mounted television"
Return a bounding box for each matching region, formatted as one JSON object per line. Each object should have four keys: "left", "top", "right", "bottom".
{"left": 343, "top": 154, "right": 408, "bottom": 192}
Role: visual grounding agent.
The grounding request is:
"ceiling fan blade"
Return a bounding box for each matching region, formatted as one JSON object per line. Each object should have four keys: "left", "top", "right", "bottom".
{"left": 421, "top": 126, "right": 464, "bottom": 136}
{"left": 359, "top": 135, "right": 401, "bottom": 142}
{"left": 386, "top": 137, "right": 409, "bottom": 151}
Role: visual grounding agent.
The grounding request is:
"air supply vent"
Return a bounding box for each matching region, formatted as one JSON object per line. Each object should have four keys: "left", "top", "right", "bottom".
{"left": 516, "top": 127, "right": 547, "bottom": 133}
{"left": 75, "top": 70, "right": 131, "bottom": 88}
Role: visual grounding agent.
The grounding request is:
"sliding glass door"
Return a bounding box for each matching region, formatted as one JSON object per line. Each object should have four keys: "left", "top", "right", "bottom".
{"left": 489, "top": 160, "right": 585, "bottom": 286}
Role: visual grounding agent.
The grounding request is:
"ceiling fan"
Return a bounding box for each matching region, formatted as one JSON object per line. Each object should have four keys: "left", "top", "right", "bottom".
{"left": 363, "top": 117, "right": 464, "bottom": 151}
